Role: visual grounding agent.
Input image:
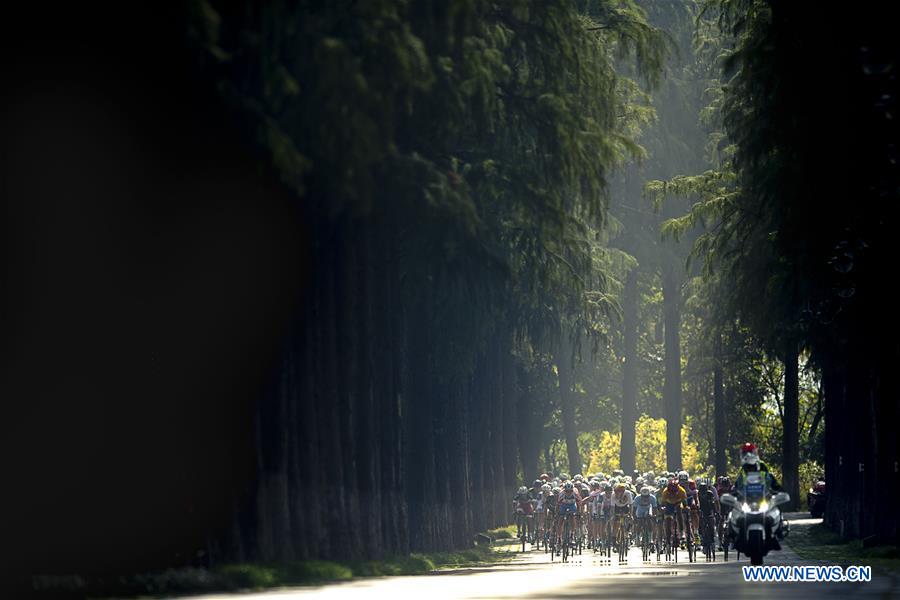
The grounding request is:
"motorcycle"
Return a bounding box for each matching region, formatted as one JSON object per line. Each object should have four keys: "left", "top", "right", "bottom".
{"left": 807, "top": 479, "right": 826, "bottom": 518}
{"left": 720, "top": 472, "right": 790, "bottom": 566}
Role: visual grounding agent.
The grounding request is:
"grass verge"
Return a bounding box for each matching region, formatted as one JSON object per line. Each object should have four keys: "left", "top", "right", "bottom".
{"left": 787, "top": 522, "right": 900, "bottom": 572}
{"left": 31, "top": 542, "right": 514, "bottom": 598}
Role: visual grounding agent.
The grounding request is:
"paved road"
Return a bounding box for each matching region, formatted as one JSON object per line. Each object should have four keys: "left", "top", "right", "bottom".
{"left": 180, "top": 514, "right": 898, "bottom": 600}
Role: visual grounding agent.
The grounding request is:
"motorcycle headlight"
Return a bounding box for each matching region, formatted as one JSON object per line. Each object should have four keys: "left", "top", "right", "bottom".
{"left": 741, "top": 502, "right": 750, "bottom": 512}
{"left": 759, "top": 500, "right": 769, "bottom": 512}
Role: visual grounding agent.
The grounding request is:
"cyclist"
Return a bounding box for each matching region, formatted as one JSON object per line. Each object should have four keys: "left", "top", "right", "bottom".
{"left": 697, "top": 478, "right": 719, "bottom": 554}
{"left": 660, "top": 478, "right": 688, "bottom": 550}
{"left": 556, "top": 481, "right": 582, "bottom": 545}
{"left": 610, "top": 482, "right": 634, "bottom": 555}
{"left": 633, "top": 486, "right": 658, "bottom": 551}
{"left": 513, "top": 486, "right": 534, "bottom": 539}
{"left": 535, "top": 483, "right": 552, "bottom": 542}
{"left": 587, "top": 480, "right": 603, "bottom": 549}
{"left": 715, "top": 476, "right": 732, "bottom": 550}
{"left": 686, "top": 478, "right": 700, "bottom": 544}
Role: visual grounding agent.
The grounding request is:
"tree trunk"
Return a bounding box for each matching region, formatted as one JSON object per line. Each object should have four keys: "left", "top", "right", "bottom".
{"left": 662, "top": 262, "right": 682, "bottom": 471}
{"left": 714, "top": 360, "right": 727, "bottom": 479}
{"left": 516, "top": 367, "right": 539, "bottom": 483}
{"left": 620, "top": 269, "right": 638, "bottom": 474}
{"left": 557, "top": 334, "right": 582, "bottom": 475}
{"left": 782, "top": 340, "right": 800, "bottom": 511}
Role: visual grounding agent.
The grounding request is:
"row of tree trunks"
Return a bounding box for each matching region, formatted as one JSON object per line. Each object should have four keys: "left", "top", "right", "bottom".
{"left": 822, "top": 337, "right": 900, "bottom": 544}
{"left": 211, "top": 214, "right": 526, "bottom": 564}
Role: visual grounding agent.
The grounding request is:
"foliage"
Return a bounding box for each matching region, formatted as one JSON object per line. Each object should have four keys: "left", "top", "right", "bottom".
{"left": 584, "top": 415, "right": 707, "bottom": 474}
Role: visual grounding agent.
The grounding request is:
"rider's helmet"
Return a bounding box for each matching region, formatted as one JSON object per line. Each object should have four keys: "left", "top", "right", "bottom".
{"left": 518, "top": 486, "right": 528, "bottom": 495}
{"left": 533, "top": 479, "right": 543, "bottom": 488}
{"left": 678, "top": 470, "right": 689, "bottom": 483}
{"left": 657, "top": 477, "right": 667, "bottom": 488}
{"left": 697, "top": 479, "right": 708, "bottom": 492}
{"left": 645, "top": 470, "right": 655, "bottom": 481}
{"left": 687, "top": 479, "right": 697, "bottom": 491}
{"left": 603, "top": 483, "right": 612, "bottom": 492}
{"left": 590, "top": 480, "right": 601, "bottom": 490}
{"left": 640, "top": 486, "right": 651, "bottom": 496}
{"left": 560, "top": 472, "right": 570, "bottom": 481}
{"left": 741, "top": 442, "right": 760, "bottom": 466}
{"left": 614, "top": 483, "right": 626, "bottom": 494}
{"left": 552, "top": 486, "right": 561, "bottom": 494}
{"left": 563, "top": 481, "right": 574, "bottom": 491}
{"left": 540, "top": 473, "right": 551, "bottom": 482}
{"left": 636, "top": 477, "right": 645, "bottom": 487}
{"left": 613, "top": 469, "right": 624, "bottom": 477}
{"left": 624, "top": 475, "right": 633, "bottom": 485}
{"left": 541, "top": 483, "right": 552, "bottom": 493}
{"left": 718, "top": 476, "right": 731, "bottom": 489}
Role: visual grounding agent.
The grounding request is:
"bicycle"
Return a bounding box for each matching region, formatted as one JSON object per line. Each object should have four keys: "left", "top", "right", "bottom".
{"left": 514, "top": 510, "right": 531, "bottom": 553}
{"left": 679, "top": 505, "right": 695, "bottom": 562}
{"left": 663, "top": 509, "right": 679, "bottom": 562}
{"left": 560, "top": 513, "right": 577, "bottom": 563}
{"left": 611, "top": 510, "right": 630, "bottom": 563}
{"left": 636, "top": 515, "right": 653, "bottom": 561}
{"left": 699, "top": 510, "right": 717, "bottom": 561}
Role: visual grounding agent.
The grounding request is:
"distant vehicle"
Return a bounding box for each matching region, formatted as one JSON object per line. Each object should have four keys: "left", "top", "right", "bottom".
{"left": 808, "top": 479, "right": 826, "bottom": 518}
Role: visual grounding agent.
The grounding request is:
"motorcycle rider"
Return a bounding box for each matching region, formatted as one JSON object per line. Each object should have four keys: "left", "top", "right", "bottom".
{"left": 731, "top": 442, "right": 785, "bottom": 550}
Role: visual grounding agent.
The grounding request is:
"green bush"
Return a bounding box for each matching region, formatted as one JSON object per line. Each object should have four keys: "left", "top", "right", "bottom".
{"left": 216, "top": 563, "right": 277, "bottom": 589}
{"left": 278, "top": 560, "right": 353, "bottom": 584}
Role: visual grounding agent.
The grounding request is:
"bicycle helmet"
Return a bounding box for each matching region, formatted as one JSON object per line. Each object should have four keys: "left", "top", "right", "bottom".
{"left": 678, "top": 470, "right": 689, "bottom": 483}
{"left": 573, "top": 474, "right": 583, "bottom": 482}
{"left": 560, "top": 472, "right": 570, "bottom": 481}
{"left": 687, "top": 479, "right": 696, "bottom": 491}
{"left": 590, "top": 480, "right": 601, "bottom": 490}
{"left": 667, "top": 479, "right": 680, "bottom": 493}
{"left": 563, "top": 481, "right": 574, "bottom": 491}
{"left": 533, "top": 479, "right": 543, "bottom": 488}
{"left": 604, "top": 483, "right": 612, "bottom": 492}
{"left": 640, "top": 486, "right": 651, "bottom": 496}
{"left": 518, "top": 486, "right": 528, "bottom": 495}
{"left": 614, "top": 483, "right": 626, "bottom": 493}
{"left": 657, "top": 477, "right": 667, "bottom": 488}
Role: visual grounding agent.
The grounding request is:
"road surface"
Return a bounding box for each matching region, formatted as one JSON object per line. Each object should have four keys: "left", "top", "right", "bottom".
{"left": 179, "top": 515, "right": 898, "bottom": 599}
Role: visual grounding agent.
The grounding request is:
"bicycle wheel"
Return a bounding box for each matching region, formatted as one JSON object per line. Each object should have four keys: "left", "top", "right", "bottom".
{"left": 562, "top": 520, "right": 570, "bottom": 563}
